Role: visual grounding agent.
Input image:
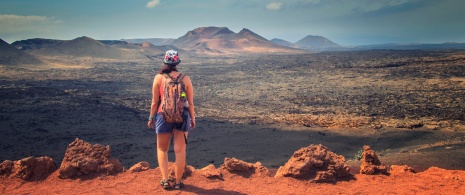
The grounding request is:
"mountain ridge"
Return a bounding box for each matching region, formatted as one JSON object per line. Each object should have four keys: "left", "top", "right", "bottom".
{"left": 0, "top": 38, "right": 44, "bottom": 66}
{"left": 171, "top": 26, "right": 304, "bottom": 54}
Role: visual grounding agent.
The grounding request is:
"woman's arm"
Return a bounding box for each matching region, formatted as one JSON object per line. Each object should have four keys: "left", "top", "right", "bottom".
{"left": 148, "top": 74, "right": 162, "bottom": 128}
{"left": 184, "top": 75, "right": 196, "bottom": 129}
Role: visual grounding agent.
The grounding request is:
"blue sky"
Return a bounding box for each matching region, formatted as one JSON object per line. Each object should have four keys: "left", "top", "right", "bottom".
{"left": 1, "top": 0, "right": 464, "bottom": 45}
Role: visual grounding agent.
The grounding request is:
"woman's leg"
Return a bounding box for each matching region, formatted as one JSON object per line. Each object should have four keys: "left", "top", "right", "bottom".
{"left": 157, "top": 133, "right": 172, "bottom": 181}
{"left": 173, "top": 130, "right": 188, "bottom": 183}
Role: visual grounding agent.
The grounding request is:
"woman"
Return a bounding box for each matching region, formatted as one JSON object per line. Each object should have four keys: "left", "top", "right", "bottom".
{"left": 147, "top": 50, "right": 196, "bottom": 190}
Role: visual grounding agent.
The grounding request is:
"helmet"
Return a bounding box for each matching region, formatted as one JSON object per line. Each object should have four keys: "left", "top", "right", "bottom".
{"left": 163, "top": 50, "right": 181, "bottom": 66}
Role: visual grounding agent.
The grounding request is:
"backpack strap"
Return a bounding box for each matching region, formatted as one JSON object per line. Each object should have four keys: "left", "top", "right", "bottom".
{"left": 163, "top": 73, "right": 171, "bottom": 79}
{"left": 176, "top": 73, "right": 185, "bottom": 82}
{"left": 163, "top": 73, "right": 185, "bottom": 82}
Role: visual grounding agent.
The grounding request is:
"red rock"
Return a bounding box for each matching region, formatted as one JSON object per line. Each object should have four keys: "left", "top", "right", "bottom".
{"left": 0, "top": 156, "right": 56, "bottom": 181}
{"left": 199, "top": 164, "right": 222, "bottom": 179}
{"left": 58, "top": 138, "right": 123, "bottom": 179}
{"left": 128, "top": 161, "right": 150, "bottom": 173}
{"left": 274, "top": 144, "right": 351, "bottom": 183}
{"left": 360, "top": 145, "right": 388, "bottom": 175}
{"left": 390, "top": 165, "right": 415, "bottom": 176}
{"left": 220, "top": 157, "right": 270, "bottom": 177}
{"left": 0, "top": 160, "right": 14, "bottom": 176}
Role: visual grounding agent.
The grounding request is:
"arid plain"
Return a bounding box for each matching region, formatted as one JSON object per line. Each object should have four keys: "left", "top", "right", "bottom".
{"left": 1, "top": 49, "right": 465, "bottom": 173}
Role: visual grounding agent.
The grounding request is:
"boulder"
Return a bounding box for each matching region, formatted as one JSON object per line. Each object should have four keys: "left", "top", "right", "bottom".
{"left": 389, "top": 165, "right": 415, "bottom": 176}
{"left": 58, "top": 138, "right": 124, "bottom": 179}
{"left": 220, "top": 157, "right": 270, "bottom": 177}
{"left": 129, "top": 161, "right": 150, "bottom": 173}
{"left": 360, "top": 145, "right": 388, "bottom": 175}
{"left": 0, "top": 156, "right": 57, "bottom": 181}
{"left": 275, "top": 144, "right": 351, "bottom": 183}
{"left": 199, "top": 164, "right": 222, "bottom": 179}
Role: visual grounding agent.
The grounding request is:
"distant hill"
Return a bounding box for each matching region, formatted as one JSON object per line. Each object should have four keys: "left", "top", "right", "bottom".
{"left": 12, "top": 38, "right": 63, "bottom": 50}
{"left": 121, "top": 38, "right": 175, "bottom": 46}
{"left": 45, "top": 36, "right": 128, "bottom": 58}
{"left": 171, "top": 26, "right": 304, "bottom": 54}
{"left": 132, "top": 42, "right": 187, "bottom": 59}
{"left": 271, "top": 35, "right": 341, "bottom": 51}
{"left": 295, "top": 35, "right": 341, "bottom": 50}
{"left": 99, "top": 40, "right": 132, "bottom": 46}
{"left": 13, "top": 36, "right": 146, "bottom": 60}
{"left": 0, "top": 38, "right": 44, "bottom": 66}
{"left": 270, "top": 38, "right": 297, "bottom": 48}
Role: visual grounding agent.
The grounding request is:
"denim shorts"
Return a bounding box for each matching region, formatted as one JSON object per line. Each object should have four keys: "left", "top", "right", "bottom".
{"left": 155, "top": 111, "right": 191, "bottom": 134}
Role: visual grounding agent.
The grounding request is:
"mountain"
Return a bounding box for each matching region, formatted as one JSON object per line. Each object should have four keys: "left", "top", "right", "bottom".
{"left": 121, "top": 38, "right": 175, "bottom": 46}
{"left": 12, "top": 38, "right": 63, "bottom": 50}
{"left": 134, "top": 42, "right": 187, "bottom": 59}
{"left": 48, "top": 36, "right": 127, "bottom": 58}
{"left": 294, "top": 35, "right": 341, "bottom": 50}
{"left": 270, "top": 38, "right": 297, "bottom": 48}
{"left": 13, "top": 36, "right": 146, "bottom": 59}
{"left": 0, "top": 38, "right": 44, "bottom": 66}
{"left": 270, "top": 36, "right": 342, "bottom": 51}
{"left": 172, "top": 26, "right": 304, "bottom": 54}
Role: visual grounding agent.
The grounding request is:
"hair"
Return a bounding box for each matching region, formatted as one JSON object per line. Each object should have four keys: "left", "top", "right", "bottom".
{"left": 158, "top": 64, "right": 178, "bottom": 74}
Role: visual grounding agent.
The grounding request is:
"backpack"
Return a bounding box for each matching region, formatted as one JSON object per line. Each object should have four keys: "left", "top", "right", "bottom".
{"left": 161, "top": 73, "right": 187, "bottom": 123}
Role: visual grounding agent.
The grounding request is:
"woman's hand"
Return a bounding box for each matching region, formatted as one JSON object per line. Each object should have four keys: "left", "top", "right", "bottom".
{"left": 148, "top": 120, "right": 154, "bottom": 129}
{"left": 190, "top": 118, "right": 196, "bottom": 129}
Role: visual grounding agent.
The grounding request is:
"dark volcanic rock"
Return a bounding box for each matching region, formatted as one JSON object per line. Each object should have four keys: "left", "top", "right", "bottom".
{"left": 0, "top": 156, "right": 57, "bottom": 181}
{"left": 58, "top": 138, "right": 124, "bottom": 179}
{"left": 275, "top": 144, "right": 351, "bottom": 183}
{"left": 360, "top": 145, "right": 388, "bottom": 175}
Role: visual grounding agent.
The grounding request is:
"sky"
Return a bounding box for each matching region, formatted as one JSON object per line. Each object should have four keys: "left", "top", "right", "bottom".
{"left": 1, "top": 0, "right": 464, "bottom": 45}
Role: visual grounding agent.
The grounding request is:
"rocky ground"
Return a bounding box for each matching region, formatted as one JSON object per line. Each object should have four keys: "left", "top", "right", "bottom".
{"left": 1, "top": 50, "right": 465, "bottom": 193}
{"left": 2, "top": 140, "right": 465, "bottom": 194}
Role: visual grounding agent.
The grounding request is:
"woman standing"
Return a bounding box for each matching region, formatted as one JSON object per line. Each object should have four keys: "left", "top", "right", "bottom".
{"left": 148, "top": 50, "right": 196, "bottom": 190}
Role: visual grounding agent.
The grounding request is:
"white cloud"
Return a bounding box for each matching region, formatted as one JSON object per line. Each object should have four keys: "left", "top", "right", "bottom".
{"left": 266, "top": 2, "right": 282, "bottom": 10}
{"left": 146, "top": 0, "right": 160, "bottom": 8}
{"left": 0, "top": 15, "right": 60, "bottom": 34}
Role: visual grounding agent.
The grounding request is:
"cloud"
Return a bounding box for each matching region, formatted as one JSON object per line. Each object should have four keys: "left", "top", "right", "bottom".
{"left": 266, "top": 2, "right": 282, "bottom": 10}
{"left": 146, "top": 0, "right": 160, "bottom": 8}
{"left": 0, "top": 14, "right": 61, "bottom": 34}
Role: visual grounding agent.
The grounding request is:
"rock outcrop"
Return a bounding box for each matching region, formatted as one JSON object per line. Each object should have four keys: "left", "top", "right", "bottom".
{"left": 128, "top": 161, "right": 150, "bottom": 173}
{"left": 275, "top": 144, "right": 351, "bottom": 183}
{"left": 198, "top": 164, "right": 222, "bottom": 179}
{"left": 389, "top": 165, "right": 415, "bottom": 176}
{"left": 0, "top": 156, "right": 57, "bottom": 181}
{"left": 359, "top": 145, "right": 388, "bottom": 175}
{"left": 220, "top": 157, "right": 270, "bottom": 177}
{"left": 58, "top": 138, "right": 124, "bottom": 178}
